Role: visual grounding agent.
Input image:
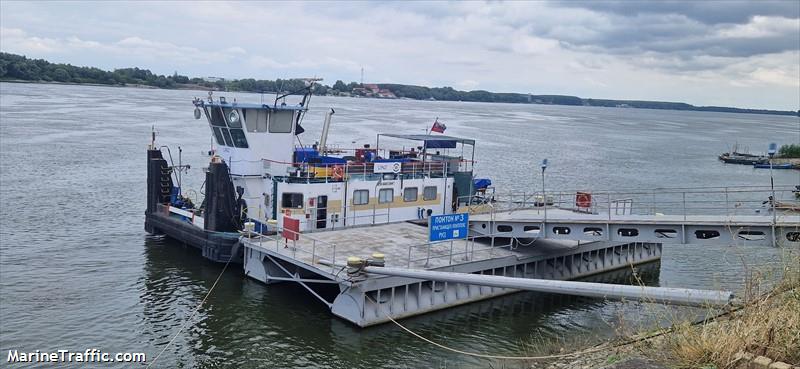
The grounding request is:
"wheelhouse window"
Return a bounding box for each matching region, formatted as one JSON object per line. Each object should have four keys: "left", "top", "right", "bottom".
{"left": 353, "top": 190, "right": 369, "bottom": 205}
{"left": 229, "top": 129, "right": 249, "bottom": 148}
{"left": 269, "top": 110, "right": 294, "bottom": 133}
{"left": 206, "top": 107, "right": 226, "bottom": 127}
{"left": 223, "top": 108, "right": 242, "bottom": 128}
{"left": 379, "top": 188, "right": 394, "bottom": 204}
{"left": 244, "top": 108, "right": 268, "bottom": 133}
{"left": 212, "top": 127, "right": 225, "bottom": 146}
{"left": 403, "top": 187, "right": 418, "bottom": 202}
{"left": 220, "top": 128, "right": 234, "bottom": 146}
{"left": 423, "top": 186, "right": 437, "bottom": 201}
{"left": 281, "top": 193, "right": 303, "bottom": 208}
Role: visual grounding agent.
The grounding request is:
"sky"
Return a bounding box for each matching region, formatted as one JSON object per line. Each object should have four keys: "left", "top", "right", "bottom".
{"left": 1, "top": 1, "right": 799, "bottom": 110}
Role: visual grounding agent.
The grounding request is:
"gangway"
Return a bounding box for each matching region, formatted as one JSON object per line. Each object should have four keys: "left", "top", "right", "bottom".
{"left": 468, "top": 186, "right": 800, "bottom": 247}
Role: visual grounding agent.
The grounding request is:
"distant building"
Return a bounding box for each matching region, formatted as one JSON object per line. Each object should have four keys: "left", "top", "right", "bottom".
{"left": 355, "top": 84, "right": 395, "bottom": 99}
{"left": 204, "top": 76, "right": 225, "bottom": 83}
{"left": 376, "top": 89, "right": 396, "bottom": 99}
{"left": 363, "top": 84, "right": 380, "bottom": 94}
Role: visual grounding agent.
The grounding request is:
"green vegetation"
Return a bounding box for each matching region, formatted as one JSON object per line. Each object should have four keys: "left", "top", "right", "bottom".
{"left": 778, "top": 144, "right": 800, "bottom": 158}
{"left": 645, "top": 253, "right": 800, "bottom": 369}
{"left": 0, "top": 52, "right": 179, "bottom": 88}
{"left": 0, "top": 52, "right": 319, "bottom": 93}
{"left": 605, "top": 354, "right": 621, "bottom": 364}
{"left": 1, "top": 52, "right": 797, "bottom": 116}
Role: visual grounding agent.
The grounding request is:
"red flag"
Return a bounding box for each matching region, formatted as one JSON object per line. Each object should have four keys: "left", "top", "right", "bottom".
{"left": 431, "top": 120, "right": 446, "bottom": 133}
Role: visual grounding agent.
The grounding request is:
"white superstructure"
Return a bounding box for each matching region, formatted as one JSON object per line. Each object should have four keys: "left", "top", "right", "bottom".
{"left": 192, "top": 84, "right": 480, "bottom": 234}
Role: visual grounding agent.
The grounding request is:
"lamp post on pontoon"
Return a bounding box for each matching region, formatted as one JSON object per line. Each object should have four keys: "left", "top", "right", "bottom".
{"left": 767, "top": 143, "right": 777, "bottom": 247}
{"left": 541, "top": 158, "right": 548, "bottom": 229}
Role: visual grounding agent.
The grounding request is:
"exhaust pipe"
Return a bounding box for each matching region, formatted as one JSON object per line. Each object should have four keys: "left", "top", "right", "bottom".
{"left": 319, "top": 108, "right": 335, "bottom": 154}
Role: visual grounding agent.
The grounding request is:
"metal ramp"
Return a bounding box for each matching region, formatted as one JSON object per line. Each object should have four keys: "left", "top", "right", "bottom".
{"left": 467, "top": 186, "right": 800, "bottom": 247}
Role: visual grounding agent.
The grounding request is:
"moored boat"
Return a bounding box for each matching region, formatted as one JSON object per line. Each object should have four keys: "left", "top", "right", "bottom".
{"left": 718, "top": 152, "right": 768, "bottom": 165}
{"left": 144, "top": 79, "right": 488, "bottom": 262}
{"left": 753, "top": 162, "right": 794, "bottom": 169}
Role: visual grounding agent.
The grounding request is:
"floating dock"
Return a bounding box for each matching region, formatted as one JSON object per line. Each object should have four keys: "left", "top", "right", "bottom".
{"left": 242, "top": 221, "right": 662, "bottom": 327}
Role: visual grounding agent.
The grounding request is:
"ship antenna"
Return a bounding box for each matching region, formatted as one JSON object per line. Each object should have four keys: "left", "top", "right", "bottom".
{"left": 177, "top": 146, "right": 182, "bottom": 190}
{"left": 274, "top": 81, "right": 283, "bottom": 108}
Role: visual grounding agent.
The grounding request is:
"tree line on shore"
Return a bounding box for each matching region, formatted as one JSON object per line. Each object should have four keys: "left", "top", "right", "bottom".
{"left": 779, "top": 144, "right": 800, "bottom": 158}
{"left": 0, "top": 52, "right": 796, "bottom": 116}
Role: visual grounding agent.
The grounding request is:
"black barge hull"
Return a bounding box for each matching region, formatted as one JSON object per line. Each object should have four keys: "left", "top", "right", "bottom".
{"left": 145, "top": 210, "right": 241, "bottom": 263}
{"left": 145, "top": 148, "right": 243, "bottom": 263}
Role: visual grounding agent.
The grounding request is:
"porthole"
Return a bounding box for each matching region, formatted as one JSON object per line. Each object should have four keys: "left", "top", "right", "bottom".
{"left": 524, "top": 225, "right": 540, "bottom": 234}
{"left": 695, "top": 230, "right": 720, "bottom": 240}
{"left": 553, "top": 227, "right": 571, "bottom": 235}
{"left": 583, "top": 227, "right": 602, "bottom": 236}
{"left": 654, "top": 229, "right": 677, "bottom": 238}
{"left": 737, "top": 230, "right": 766, "bottom": 241}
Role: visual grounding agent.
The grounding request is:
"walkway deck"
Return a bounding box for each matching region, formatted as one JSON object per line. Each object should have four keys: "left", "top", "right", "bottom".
{"left": 244, "top": 221, "right": 524, "bottom": 272}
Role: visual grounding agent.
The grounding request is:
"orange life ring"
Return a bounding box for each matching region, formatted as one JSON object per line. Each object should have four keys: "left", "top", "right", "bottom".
{"left": 332, "top": 166, "right": 344, "bottom": 180}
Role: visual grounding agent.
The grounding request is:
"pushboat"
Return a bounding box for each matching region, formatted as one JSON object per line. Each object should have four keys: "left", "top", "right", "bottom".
{"left": 144, "top": 79, "right": 491, "bottom": 262}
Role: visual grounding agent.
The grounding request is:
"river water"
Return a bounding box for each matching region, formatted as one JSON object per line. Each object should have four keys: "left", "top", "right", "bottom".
{"left": 1, "top": 82, "right": 798, "bottom": 368}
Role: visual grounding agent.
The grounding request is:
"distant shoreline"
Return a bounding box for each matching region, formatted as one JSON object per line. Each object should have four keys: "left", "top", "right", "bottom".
{"left": 3, "top": 51, "right": 798, "bottom": 116}
{"left": 0, "top": 79, "right": 203, "bottom": 90}
{"left": 3, "top": 78, "right": 797, "bottom": 118}
{"left": 0, "top": 79, "right": 800, "bottom": 116}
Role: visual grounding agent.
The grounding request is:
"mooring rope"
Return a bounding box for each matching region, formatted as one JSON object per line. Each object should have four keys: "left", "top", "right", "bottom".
{"left": 145, "top": 253, "right": 234, "bottom": 368}
{"left": 364, "top": 294, "right": 612, "bottom": 360}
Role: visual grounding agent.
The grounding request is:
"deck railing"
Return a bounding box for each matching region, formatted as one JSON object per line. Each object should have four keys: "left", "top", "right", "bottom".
{"left": 462, "top": 185, "right": 798, "bottom": 220}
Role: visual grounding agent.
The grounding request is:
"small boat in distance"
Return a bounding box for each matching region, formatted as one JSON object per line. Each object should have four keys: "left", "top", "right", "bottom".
{"left": 753, "top": 162, "right": 794, "bottom": 169}
{"left": 719, "top": 152, "right": 768, "bottom": 165}
{"left": 719, "top": 142, "right": 768, "bottom": 165}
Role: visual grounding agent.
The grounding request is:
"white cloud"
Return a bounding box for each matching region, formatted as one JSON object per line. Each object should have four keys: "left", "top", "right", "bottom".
{"left": 716, "top": 15, "right": 799, "bottom": 38}
{"left": 0, "top": 1, "right": 798, "bottom": 110}
{"left": 1, "top": 27, "right": 61, "bottom": 53}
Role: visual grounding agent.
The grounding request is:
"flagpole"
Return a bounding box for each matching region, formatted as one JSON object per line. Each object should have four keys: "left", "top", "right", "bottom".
{"left": 423, "top": 117, "right": 439, "bottom": 165}
{"left": 427, "top": 117, "right": 438, "bottom": 135}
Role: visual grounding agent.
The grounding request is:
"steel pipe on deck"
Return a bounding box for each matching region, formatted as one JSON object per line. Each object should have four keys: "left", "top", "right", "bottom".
{"left": 363, "top": 266, "right": 735, "bottom": 307}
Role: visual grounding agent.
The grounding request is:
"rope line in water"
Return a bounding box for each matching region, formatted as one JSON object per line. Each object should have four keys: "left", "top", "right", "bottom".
{"left": 145, "top": 253, "right": 234, "bottom": 368}
{"left": 364, "top": 294, "right": 611, "bottom": 360}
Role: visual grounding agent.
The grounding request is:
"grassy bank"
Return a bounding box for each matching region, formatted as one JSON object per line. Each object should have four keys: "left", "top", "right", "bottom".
{"left": 523, "top": 251, "right": 799, "bottom": 369}
{"left": 652, "top": 254, "right": 799, "bottom": 368}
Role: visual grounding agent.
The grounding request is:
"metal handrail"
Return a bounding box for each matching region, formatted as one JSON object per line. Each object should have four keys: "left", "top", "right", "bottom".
{"left": 461, "top": 186, "right": 796, "bottom": 218}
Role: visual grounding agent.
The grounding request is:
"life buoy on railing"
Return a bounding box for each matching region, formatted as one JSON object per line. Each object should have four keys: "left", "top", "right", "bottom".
{"left": 332, "top": 166, "right": 344, "bottom": 180}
